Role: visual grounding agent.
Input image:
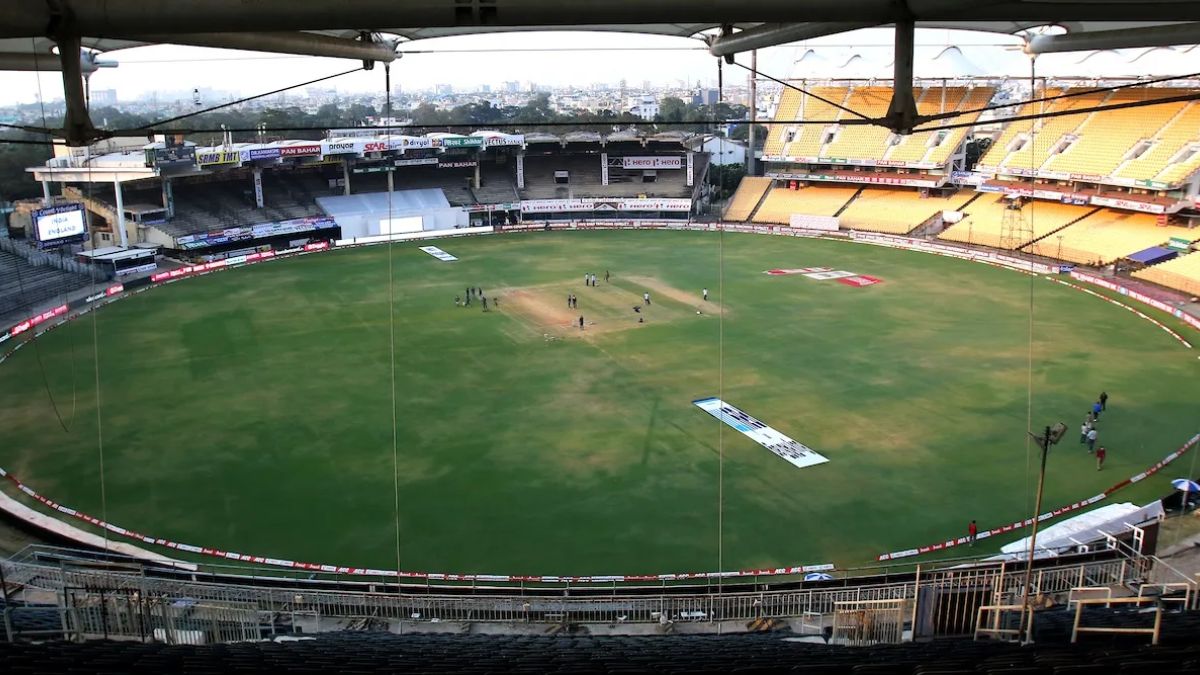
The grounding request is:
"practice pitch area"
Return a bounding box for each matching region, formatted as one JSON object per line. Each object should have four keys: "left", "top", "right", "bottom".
{"left": 0, "top": 229, "right": 1196, "bottom": 576}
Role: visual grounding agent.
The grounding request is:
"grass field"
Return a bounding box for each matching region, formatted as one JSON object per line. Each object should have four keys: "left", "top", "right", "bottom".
{"left": 1, "top": 230, "right": 1197, "bottom": 575}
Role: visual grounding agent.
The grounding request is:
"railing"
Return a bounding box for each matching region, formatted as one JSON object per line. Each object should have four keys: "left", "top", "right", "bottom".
{"left": 1071, "top": 596, "right": 1164, "bottom": 645}
{"left": 0, "top": 553, "right": 1132, "bottom": 644}
{"left": 973, "top": 604, "right": 1034, "bottom": 642}
{"left": 831, "top": 599, "right": 907, "bottom": 646}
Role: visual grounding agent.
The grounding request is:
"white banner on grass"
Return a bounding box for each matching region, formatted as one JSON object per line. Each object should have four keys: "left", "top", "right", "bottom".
{"left": 804, "top": 270, "right": 857, "bottom": 280}
{"left": 693, "top": 397, "right": 829, "bottom": 469}
{"left": 419, "top": 245, "right": 458, "bottom": 261}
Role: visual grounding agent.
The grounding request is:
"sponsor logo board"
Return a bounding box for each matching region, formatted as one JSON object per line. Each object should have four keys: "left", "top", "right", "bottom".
{"left": 394, "top": 157, "right": 439, "bottom": 167}
{"left": 280, "top": 144, "right": 321, "bottom": 157}
{"left": 322, "top": 141, "right": 357, "bottom": 155}
{"left": 520, "top": 198, "right": 692, "bottom": 213}
{"left": 804, "top": 270, "right": 858, "bottom": 280}
{"left": 441, "top": 136, "right": 484, "bottom": 148}
{"left": 418, "top": 245, "right": 458, "bottom": 262}
{"left": 763, "top": 267, "right": 832, "bottom": 275}
{"left": 621, "top": 156, "right": 683, "bottom": 169}
{"left": 836, "top": 275, "right": 883, "bottom": 287}
{"left": 693, "top": 397, "right": 829, "bottom": 469}
{"left": 247, "top": 147, "right": 281, "bottom": 161}
{"left": 197, "top": 151, "right": 240, "bottom": 166}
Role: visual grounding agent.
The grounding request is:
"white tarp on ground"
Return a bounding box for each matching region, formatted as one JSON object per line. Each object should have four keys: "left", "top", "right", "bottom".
{"left": 996, "top": 501, "right": 1164, "bottom": 558}
{"left": 316, "top": 189, "right": 466, "bottom": 239}
{"left": 693, "top": 397, "right": 829, "bottom": 469}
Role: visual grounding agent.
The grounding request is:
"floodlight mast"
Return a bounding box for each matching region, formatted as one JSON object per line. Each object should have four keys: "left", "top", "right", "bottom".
{"left": 1018, "top": 422, "right": 1065, "bottom": 645}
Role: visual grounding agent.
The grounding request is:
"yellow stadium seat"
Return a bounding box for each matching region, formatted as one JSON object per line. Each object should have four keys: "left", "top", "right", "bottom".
{"left": 1132, "top": 252, "right": 1200, "bottom": 297}
{"left": 838, "top": 188, "right": 975, "bottom": 234}
{"left": 752, "top": 185, "right": 860, "bottom": 224}
{"left": 723, "top": 177, "right": 773, "bottom": 221}
{"left": 1116, "top": 100, "right": 1200, "bottom": 182}
{"left": 1043, "top": 89, "right": 1187, "bottom": 177}
{"left": 764, "top": 89, "right": 802, "bottom": 156}
{"left": 937, "top": 194, "right": 1097, "bottom": 250}
{"left": 786, "top": 87, "right": 853, "bottom": 158}
{"left": 765, "top": 84, "right": 994, "bottom": 166}
{"left": 1046, "top": 209, "right": 1198, "bottom": 264}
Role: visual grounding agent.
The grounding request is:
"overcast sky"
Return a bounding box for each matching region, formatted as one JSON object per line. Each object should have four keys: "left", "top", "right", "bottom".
{"left": 0, "top": 27, "right": 1196, "bottom": 108}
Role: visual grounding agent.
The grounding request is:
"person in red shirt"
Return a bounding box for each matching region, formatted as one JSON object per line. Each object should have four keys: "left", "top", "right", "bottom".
{"left": 968, "top": 520, "right": 978, "bottom": 546}
{"left": 1096, "top": 446, "right": 1107, "bottom": 471}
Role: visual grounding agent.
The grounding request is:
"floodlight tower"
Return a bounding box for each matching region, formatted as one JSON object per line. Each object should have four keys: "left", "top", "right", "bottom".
{"left": 998, "top": 198, "right": 1033, "bottom": 252}
{"left": 1019, "top": 421, "right": 1068, "bottom": 644}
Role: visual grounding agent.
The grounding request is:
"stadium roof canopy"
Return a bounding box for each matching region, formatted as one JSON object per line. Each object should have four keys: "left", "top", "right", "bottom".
{"left": 3, "top": 1, "right": 1200, "bottom": 144}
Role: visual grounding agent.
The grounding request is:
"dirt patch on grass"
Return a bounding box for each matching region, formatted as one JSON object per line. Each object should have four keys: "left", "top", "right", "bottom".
{"left": 500, "top": 286, "right": 657, "bottom": 338}
{"left": 505, "top": 289, "right": 577, "bottom": 330}
{"left": 625, "top": 275, "right": 724, "bottom": 315}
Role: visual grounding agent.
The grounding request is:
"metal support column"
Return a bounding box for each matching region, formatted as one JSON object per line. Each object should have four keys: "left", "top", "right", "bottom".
{"left": 113, "top": 179, "right": 128, "bottom": 247}
{"left": 161, "top": 177, "right": 175, "bottom": 218}
{"left": 885, "top": 17, "right": 917, "bottom": 134}
{"left": 252, "top": 168, "right": 264, "bottom": 208}
{"left": 747, "top": 49, "right": 757, "bottom": 176}
{"left": 54, "top": 33, "right": 102, "bottom": 146}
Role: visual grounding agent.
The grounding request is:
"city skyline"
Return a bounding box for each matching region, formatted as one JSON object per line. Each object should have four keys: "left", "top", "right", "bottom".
{"left": 0, "top": 27, "right": 1053, "bottom": 108}
{"left": 0, "top": 31, "right": 790, "bottom": 108}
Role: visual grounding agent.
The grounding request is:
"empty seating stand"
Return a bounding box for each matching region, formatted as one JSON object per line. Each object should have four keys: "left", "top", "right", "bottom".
{"left": 724, "top": 177, "right": 772, "bottom": 221}
{"left": 752, "top": 185, "right": 859, "bottom": 225}
{"left": 0, "top": 250, "right": 94, "bottom": 319}
{"left": 1132, "top": 252, "right": 1200, "bottom": 296}
{"left": 4, "top": 608, "right": 1197, "bottom": 675}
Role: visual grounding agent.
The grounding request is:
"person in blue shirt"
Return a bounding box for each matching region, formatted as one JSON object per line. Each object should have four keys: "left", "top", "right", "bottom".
{"left": 1092, "top": 400, "right": 1103, "bottom": 420}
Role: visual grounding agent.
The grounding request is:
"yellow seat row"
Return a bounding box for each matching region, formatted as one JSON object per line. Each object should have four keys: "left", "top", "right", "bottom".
{"left": 1043, "top": 90, "right": 1186, "bottom": 176}
{"left": 723, "top": 177, "right": 772, "bottom": 221}
{"left": 784, "top": 87, "right": 851, "bottom": 159}
{"left": 936, "top": 195, "right": 1096, "bottom": 250}
{"left": 752, "top": 185, "right": 860, "bottom": 224}
{"left": 766, "top": 85, "right": 994, "bottom": 164}
{"left": 822, "top": 87, "right": 895, "bottom": 160}
{"left": 838, "top": 188, "right": 974, "bottom": 234}
{"left": 926, "top": 88, "right": 997, "bottom": 166}
{"left": 980, "top": 88, "right": 1105, "bottom": 171}
{"left": 763, "top": 89, "right": 802, "bottom": 156}
{"left": 1132, "top": 253, "right": 1200, "bottom": 297}
{"left": 1045, "top": 210, "right": 1198, "bottom": 265}
{"left": 1116, "top": 100, "right": 1200, "bottom": 182}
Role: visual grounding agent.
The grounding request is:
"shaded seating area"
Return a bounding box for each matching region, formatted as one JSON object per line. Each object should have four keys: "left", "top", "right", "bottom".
{"left": 4, "top": 608, "right": 1200, "bottom": 675}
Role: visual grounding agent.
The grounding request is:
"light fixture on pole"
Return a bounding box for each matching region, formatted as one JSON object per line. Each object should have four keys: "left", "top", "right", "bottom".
{"left": 1019, "top": 420, "right": 1067, "bottom": 644}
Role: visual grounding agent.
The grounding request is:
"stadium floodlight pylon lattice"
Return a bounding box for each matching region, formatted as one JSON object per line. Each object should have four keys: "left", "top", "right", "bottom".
{"left": 998, "top": 200, "right": 1033, "bottom": 252}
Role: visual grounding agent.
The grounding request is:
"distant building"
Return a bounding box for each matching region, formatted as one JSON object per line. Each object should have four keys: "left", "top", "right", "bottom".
{"left": 689, "top": 136, "right": 746, "bottom": 166}
{"left": 91, "top": 89, "right": 117, "bottom": 106}
{"left": 628, "top": 95, "right": 659, "bottom": 121}
{"left": 504, "top": 81, "right": 520, "bottom": 93}
{"left": 480, "top": 84, "right": 491, "bottom": 93}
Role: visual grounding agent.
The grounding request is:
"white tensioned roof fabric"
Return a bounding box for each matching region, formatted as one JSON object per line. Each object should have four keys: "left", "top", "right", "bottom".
{"left": 1, "top": 0, "right": 1200, "bottom": 58}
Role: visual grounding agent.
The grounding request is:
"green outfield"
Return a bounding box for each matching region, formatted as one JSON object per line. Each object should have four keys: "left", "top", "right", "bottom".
{"left": 1, "top": 230, "right": 1196, "bottom": 575}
